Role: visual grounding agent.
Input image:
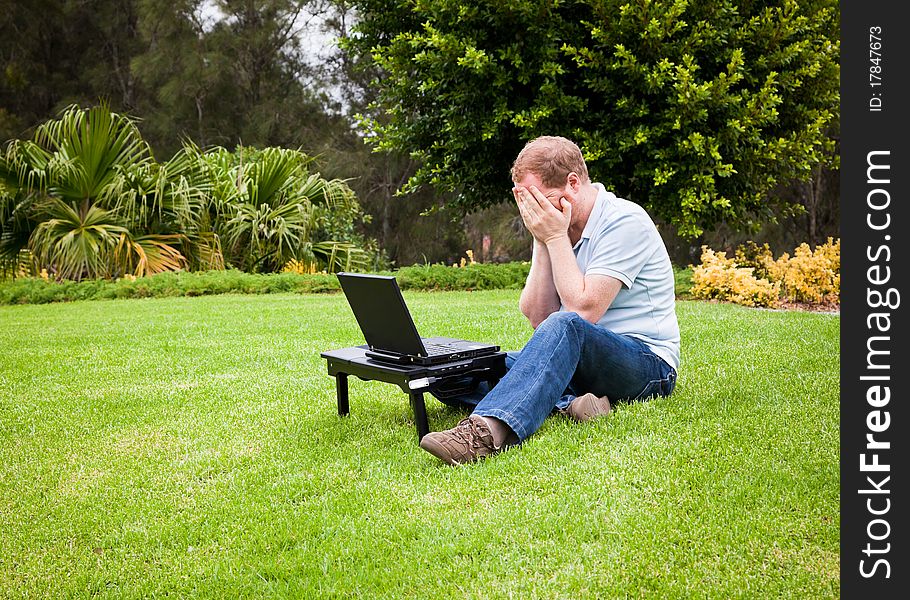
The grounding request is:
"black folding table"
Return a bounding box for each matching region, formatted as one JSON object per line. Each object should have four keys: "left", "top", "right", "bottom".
{"left": 321, "top": 345, "right": 507, "bottom": 441}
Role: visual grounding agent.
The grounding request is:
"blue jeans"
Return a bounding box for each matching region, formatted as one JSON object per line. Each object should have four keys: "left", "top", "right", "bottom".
{"left": 436, "top": 311, "right": 677, "bottom": 441}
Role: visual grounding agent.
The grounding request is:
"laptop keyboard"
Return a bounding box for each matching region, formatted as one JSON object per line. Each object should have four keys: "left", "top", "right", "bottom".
{"left": 424, "top": 342, "right": 459, "bottom": 355}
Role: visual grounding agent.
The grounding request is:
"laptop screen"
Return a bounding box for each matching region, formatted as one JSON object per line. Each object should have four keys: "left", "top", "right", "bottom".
{"left": 337, "top": 273, "right": 427, "bottom": 357}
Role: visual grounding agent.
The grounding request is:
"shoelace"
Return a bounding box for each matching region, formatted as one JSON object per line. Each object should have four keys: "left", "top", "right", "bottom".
{"left": 452, "top": 418, "right": 492, "bottom": 449}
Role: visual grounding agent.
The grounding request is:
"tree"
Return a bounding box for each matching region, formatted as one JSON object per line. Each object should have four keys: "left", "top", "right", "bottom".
{"left": 1, "top": 0, "right": 349, "bottom": 157}
{"left": 129, "top": 0, "right": 344, "bottom": 157}
{"left": 0, "top": 0, "right": 142, "bottom": 142}
{"left": 345, "top": 0, "right": 840, "bottom": 238}
{"left": 312, "top": 0, "right": 469, "bottom": 267}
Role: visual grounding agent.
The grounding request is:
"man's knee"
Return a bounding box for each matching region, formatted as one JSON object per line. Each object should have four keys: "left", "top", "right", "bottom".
{"left": 537, "top": 311, "right": 585, "bottom": 333}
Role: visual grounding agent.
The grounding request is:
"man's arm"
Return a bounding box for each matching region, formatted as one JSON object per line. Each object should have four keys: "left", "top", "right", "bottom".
{"left": 519, "top": 239, "right": 562, "bottom": 328}
{"left": 515, "top": 184, "right": 622, "bottom": 325}
{"left": 544, "top": 235, "right": 622, "bottom": 323}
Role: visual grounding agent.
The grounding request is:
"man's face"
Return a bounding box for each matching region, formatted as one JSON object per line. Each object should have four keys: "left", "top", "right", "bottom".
{"left": 513, "top": 172, "right": 569, "bottom": 211}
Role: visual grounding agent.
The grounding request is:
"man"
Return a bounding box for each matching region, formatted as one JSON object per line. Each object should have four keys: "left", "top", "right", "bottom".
{"left": 420, "top": 136, "right": 680, "bottom": 465}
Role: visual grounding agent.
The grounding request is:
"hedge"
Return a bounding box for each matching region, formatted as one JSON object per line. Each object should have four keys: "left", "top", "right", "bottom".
{"left": 0, "top": 263, "right": 532, "bottom": 305}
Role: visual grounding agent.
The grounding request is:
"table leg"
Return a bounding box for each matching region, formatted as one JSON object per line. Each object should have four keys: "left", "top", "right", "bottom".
{"left": 409, "top": 391, "right": 430, "bottom": 440}
{"left": 336, "top": 373, "right": 349, "bottom": 416}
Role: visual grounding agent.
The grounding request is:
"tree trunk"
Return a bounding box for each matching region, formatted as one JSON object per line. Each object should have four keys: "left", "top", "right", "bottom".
{"left": 805, "top": 165, "right": 823, "bottom": 246}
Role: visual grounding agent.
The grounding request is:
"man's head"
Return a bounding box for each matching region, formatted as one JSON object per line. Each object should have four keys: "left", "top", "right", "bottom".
{"left": 511, "top": 136, "right": 592, "bottom": 214}
{"left": 510, "top": 136, "right": 590, "bottom": 189}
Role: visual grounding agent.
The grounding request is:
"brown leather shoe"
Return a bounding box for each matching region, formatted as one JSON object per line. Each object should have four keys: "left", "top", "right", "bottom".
{"left": 419, "top": 415, "right": 498, "bottom": 465}
{"left": 564, "top": 393, "right": 612, "bottom": 422}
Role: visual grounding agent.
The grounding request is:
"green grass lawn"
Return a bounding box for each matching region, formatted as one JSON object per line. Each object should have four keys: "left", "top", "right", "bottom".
{"left": 0, "top": 291, "right": 839, "bottom": 598}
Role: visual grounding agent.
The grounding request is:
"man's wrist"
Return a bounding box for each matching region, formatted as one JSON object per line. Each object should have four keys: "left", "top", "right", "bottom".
{"left": 543, "top": 232, "right": 570, "bottom": 248}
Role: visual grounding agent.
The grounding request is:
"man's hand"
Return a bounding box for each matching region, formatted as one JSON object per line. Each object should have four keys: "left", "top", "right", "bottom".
{"left": 513, "top": 185, "right": 571, "bottom": 244}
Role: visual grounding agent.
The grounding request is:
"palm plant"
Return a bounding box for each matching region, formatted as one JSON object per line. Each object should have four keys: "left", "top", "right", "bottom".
{"left": 1, "top": 105, "right": 373, "bottom": 280}
{"left": 0, "top": 105, "right": 198, "bottom": 280}
{"left": 175, "top": 144, "right": 369, "bottom": 273}
{"left": 27, "top": 200, "right": 128, "bottom": 280}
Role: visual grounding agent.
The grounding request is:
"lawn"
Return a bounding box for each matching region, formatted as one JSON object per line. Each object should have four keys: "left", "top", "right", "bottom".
{"left": 0, "top": 290, "right": 839, "bottom": 598}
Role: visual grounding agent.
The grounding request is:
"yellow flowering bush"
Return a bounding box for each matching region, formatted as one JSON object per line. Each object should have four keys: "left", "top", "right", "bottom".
{"left": 455, "top": 249, "right": 476, "bottom": 268}
{"left": 766, "top": 237, "right": 840, "bottom": 304}
{"left": 691, "top": 247, "right": 780, "bottom": 307}
{"left": 734, "top": 241, "right": 775, "bottom": 281}
{"left": 691, "top": 238, "right": 840, "bottom": 308}
{"left": 282, "top": 258, "right": 321, "bottom": 275}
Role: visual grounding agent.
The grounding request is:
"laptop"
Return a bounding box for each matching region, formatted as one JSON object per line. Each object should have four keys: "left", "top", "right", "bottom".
{"left": 336, "top": 272, "right": 500, "bottom": 366}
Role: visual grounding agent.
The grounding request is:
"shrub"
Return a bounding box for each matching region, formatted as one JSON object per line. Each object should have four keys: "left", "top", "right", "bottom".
{"left": 734, "top": 241, "right": 775, "bottom": 281}
{"left": 348, "top": 0, "right": 840, "bottom": 239}
{"left": 0, "top": 104, "right": 192, "bottom": 281}
{"left": 691, "top": 238, "right": 840, "bottom": 308}
{"left": 1, "top": 260, "right": 694, "bottom": 306}
{"left": 394, "top": 262, "right": 531, "bottom": 291}
{"left": 0, "top": 262, "right": 533, "bottom": 305}
{"left": 690, "top": 247, "right": 780, "bottom": 308}
{"left": 0, "top": 106, "right": 378, "bottom": 280}
{"left": 766, "top": 238, "right": 840, "bottom": 304}
{"left": 177, "top": 144, "right": 374, "bottom": 274}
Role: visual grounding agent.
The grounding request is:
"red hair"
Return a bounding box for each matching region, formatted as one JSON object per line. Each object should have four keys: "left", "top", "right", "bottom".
{"left": 510, "top": 136, "right": 590, "bottom": 187}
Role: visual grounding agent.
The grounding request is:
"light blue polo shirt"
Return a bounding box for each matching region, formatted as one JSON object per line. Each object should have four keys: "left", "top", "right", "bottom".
{"left": 566, "top": 183, "right": 681, "bottom": 370}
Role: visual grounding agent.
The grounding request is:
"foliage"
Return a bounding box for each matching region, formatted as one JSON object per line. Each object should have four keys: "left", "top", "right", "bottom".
{"left": 2, "top": 1, "right": 842, "bottom": 267}
{"left": 731, "top": 237, "right": 840, "bottom": 303}
{"left": 0, "top": 269, "right": 336, "bottom": 304}
{"left": 0, "top": 0, "right": 143, "bottom": 142}
{"left": 0, "top": 259, "right": 700, "bottom": 305}
{"left": 3, "top": 0, "right": 467, "bottom": 266}
{"left": 0, "top": 104, "right": 202, "bottom": 280}
{"left": 690, "top": 246, "right": 780, "bottom": 307}
{"left": 393, "top": 261, "right": 530, "bottom": 291}
{"left": 0, "top": 0, "right": 342, "bottom": 157}
{"left": 0, "top": 261, "right": 539, "bottom": 304}
{"left": 346, "top": 0, "right": 840, "bottom": 238}
{"left": 691, "top": 237, "right": 840, "bottom": 307}
{"left": 132, "top": 0, "right": 349, "bottom": 156}
{"left": 313, "top": 136, "right": 470, "bottom": 268}
{"left": 1, "top": 105, "right": 377, "bottom": 280}
{"left": 170, "top": 144, "right": 372, "bottom": 273}
{"left": 733, "top": 240, "right": 775, "bottom": 280}
{"left": 765, "top": 237, "right": 840, "bottom": 304}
